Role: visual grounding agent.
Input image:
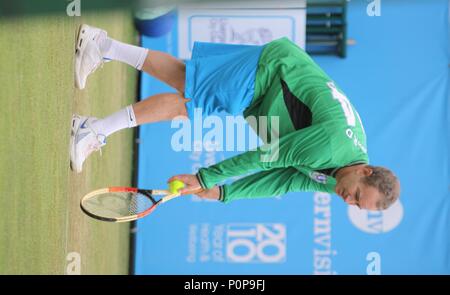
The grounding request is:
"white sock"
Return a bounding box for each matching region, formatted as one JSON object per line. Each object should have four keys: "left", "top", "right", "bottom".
{"left": 91, "top": 105, "right": 137, "bottom": 137}
{"left": 99, "top": 36, "right": 148, "bottom": 70}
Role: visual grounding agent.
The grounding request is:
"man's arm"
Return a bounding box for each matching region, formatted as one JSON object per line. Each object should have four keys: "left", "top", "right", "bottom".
{"left": 219, "top": 167, "right": 335, "bottom": 203}
{"left": 197, "top": 124, "right": 334, "bottom": 189}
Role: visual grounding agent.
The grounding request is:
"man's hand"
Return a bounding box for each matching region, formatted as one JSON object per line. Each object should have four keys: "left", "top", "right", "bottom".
{"left": 168, "top": 174, "right": 202, "bottom": 194}
{"left": 196, "top": 186, "right": 220, "bottom": 200}
{"left": 168, "top": 174, "right": 220, "bottom": 200}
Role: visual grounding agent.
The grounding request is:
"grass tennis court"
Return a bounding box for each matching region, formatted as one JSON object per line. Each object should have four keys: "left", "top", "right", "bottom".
{"left": 0, "top": 10, "right": 137, "bottom": 274}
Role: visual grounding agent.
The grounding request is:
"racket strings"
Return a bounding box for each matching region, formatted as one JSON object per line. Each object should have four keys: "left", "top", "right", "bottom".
{"left": 128, "top": 197, "right": 140, "bottom": 215}
{"left": 83, "top": 192, "right": 153, "bottom": 218}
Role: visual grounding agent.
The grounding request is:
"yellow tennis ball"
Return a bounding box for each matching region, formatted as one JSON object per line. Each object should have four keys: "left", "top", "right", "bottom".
{"left": 169, "top": 180, "right": 185, "bottom": 194}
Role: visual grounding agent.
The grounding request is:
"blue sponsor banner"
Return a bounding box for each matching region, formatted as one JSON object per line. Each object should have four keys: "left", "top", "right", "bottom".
{"left": 135, "top": 0, "right": 449, "bottom": 274}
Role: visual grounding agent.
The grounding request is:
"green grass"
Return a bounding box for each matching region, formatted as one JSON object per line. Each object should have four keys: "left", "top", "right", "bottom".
{"left": 0, "top": 10, "right": 138, "bottom": 274}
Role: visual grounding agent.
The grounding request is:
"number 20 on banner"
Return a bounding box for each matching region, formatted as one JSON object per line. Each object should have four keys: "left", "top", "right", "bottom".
{"left": 226, "top": 223, "right": 286, "bottom": 263}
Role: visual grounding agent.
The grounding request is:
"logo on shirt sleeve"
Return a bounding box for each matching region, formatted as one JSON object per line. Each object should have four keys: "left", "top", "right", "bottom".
{"left": 310, "top": 172, "right": 328, "bottom": 184}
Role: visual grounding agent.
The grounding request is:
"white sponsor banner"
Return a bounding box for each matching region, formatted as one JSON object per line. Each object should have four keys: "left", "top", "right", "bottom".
{"left": 187, "top": 223, "right": 287, "bottom": 264}
{"left": 180, "top": 0, "right": 306, "bottom": 9}
{"left": 177, "top": 1, "right": 306, "bottom": 59}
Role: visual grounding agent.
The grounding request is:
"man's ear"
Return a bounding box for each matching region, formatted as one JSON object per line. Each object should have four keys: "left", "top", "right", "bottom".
{"left": 361, "top": 166, "right": 373, "bottom": 177}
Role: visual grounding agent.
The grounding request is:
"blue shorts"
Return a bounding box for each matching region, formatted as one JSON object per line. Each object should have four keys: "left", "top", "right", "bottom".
{"left": 184, "top": 42, "right": 264, "bottom": 118}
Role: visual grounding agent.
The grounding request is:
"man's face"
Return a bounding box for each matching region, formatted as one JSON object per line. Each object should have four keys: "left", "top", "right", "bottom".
{"left": 335, "top": 168, "right": 383, "bottom": 210}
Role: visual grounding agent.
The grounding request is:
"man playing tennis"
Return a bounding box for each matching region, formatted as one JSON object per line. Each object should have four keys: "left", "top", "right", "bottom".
{"left": 71, "top": 24, "right": 400, "bottom": 211}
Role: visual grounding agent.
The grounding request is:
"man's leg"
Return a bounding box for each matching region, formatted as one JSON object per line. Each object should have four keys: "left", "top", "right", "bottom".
{"left": 70, "top": 92, "right": 188, "bottom": 173}
{"left": 91, "top": 93, "right": 188, "bottom": 138}
{"left": 141, "top": 50, "right": 186, "bottom": 94}
{"left": 133, "top": 92, "right": 188, "bottom": 125}
{"left": 101, "top": 41, "right": 186, "bottom": 93}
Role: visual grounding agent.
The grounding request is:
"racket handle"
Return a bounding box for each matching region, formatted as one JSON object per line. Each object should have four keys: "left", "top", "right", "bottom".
{"left": 161, "top": 193, "right": 181, "bottom": 203}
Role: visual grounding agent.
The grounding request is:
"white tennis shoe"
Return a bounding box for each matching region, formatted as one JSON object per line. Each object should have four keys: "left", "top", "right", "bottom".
{"left": 70, "top": 115, "right": 106, "bottom": 173}
{"left": 74, "top": 24, "right": 108, "bottom": 90}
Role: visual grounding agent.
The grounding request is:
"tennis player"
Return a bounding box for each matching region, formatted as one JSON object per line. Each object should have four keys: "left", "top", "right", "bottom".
{"left": 71, "top": 24, "right": 400, "bottom": 211}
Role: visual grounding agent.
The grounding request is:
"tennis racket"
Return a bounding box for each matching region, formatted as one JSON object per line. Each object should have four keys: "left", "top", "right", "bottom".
{"left": 80, "top": 185, "right": 201, "bottom": 223}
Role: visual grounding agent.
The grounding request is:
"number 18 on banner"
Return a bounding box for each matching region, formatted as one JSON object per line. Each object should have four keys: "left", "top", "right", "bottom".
{"left": 226, "top": 223, "right": 286, "bottom": 263}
